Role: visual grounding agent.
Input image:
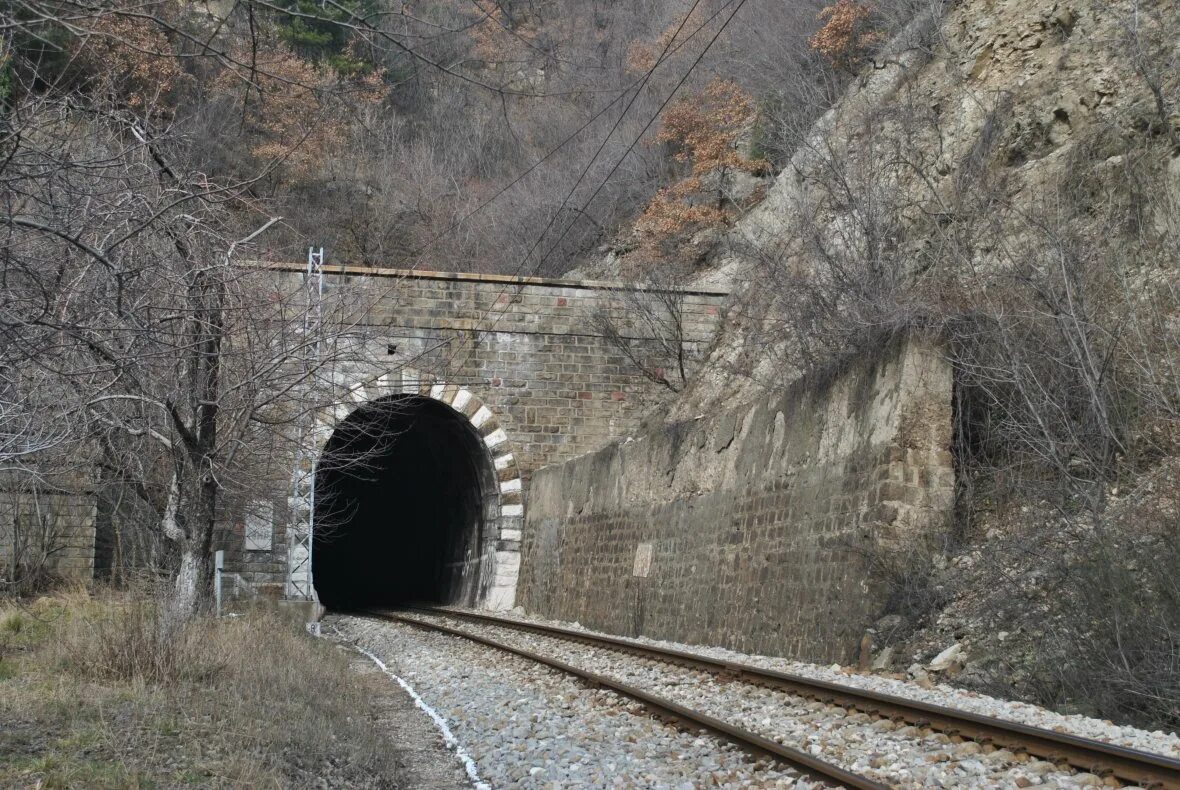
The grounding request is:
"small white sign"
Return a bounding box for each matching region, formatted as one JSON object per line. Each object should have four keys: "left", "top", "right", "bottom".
{"left": 632, "top": 542, "right": 653, "bottom": 578}
{"left": 244, "top": 501, "right": 274, "bottom": 552}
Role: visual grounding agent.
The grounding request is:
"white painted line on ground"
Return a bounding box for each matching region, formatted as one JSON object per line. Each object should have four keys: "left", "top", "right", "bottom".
{"left": 319, "top": 626, "right": 491, "bottom": 790}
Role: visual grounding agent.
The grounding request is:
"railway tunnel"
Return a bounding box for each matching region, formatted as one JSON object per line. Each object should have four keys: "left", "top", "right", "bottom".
{"left": 311, "top": 394, "right": 496, "bottom": 610}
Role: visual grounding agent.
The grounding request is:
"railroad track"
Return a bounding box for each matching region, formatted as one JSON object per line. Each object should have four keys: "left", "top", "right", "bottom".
{"left": 365, "top": 608, "right": 880, "bottom": 788}
{"left": 362, "top": 607, "right": 1180, "bottom": 789}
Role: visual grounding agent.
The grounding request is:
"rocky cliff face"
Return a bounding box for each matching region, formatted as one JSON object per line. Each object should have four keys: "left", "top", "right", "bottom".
{"left": 670, "top": 0, "right": 1179, "bottom": 419}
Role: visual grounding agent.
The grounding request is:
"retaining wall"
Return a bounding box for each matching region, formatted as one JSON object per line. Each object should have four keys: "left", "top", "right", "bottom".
{"left": 0, "top": 491, "right": 97, "bottom": 581}
{"left": 517, "top": 335, "right": 955, "bottom": 662}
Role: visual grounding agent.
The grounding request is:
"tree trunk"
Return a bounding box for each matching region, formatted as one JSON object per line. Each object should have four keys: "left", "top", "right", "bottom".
{"left": 179, "top": 474, "right": 217, "bottom": 616}
{"left": 172, "top": 545, "right": 201, "bottom": 617}
{"left": 161, "top": 469, "right": 217, "bottom": 620}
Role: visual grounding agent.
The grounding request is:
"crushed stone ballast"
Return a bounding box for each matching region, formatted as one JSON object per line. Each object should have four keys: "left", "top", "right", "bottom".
{"left": 379, "top": 607, "right": 1180, "bottom": 789}
{"left": 372, "top": 610, "right": 880, "bottom": 789}
{"left": 332, "top": 613, "right": 833, "bottom": 788}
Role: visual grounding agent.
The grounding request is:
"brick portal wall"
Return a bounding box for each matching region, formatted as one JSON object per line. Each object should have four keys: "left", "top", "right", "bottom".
{"left": 281, "top": 264, "right": 729, "bottom": 479}
{"left": 225, "top": 264, "right": 730, "bottom": 598}
{"left": 517, "top": 335, "right": 955, "bottom": 663}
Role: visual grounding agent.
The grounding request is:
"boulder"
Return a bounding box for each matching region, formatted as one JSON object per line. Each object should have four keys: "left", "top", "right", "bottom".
{"left": 928, "top": 642, "right": 965, "bottom": 672}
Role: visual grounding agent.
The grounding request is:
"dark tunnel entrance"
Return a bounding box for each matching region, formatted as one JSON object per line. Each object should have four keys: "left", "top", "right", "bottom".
{"left": 312, "top": 394, "right": 494, "bottom": 610}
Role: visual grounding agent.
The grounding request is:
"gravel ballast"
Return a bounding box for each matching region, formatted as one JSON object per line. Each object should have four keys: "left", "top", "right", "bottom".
{"left": 343, "top": 646, "right": 477, "bottom": 788}
{"left": 440, "top": 606, "right": 1180, "bottom": 760}
{"left": 328, "top": 614, "right": 821, "bottom": 788}
{"left": 406, "top": 611, "right": 1122, "bottom": 788}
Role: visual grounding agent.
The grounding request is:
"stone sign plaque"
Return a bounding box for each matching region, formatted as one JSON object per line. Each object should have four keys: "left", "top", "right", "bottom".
{"left": 632, "top": 542, "right": 653, "bottom": 578}
{"left": 244, "top": 501, "right": 274, "bottom": 552}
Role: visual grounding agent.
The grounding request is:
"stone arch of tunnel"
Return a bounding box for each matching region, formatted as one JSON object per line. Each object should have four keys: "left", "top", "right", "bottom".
{"left": 310, "top": 390, "right": 522, "bottom": 611}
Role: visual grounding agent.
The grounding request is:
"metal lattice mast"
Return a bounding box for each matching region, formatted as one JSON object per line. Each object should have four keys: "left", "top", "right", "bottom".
{"left": 286, "top": 247, "right": 325, "bottom": 600}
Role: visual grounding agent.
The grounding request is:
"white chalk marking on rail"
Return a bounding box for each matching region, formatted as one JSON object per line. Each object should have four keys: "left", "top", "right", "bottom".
{"left": 320, "top": 628, "right": 491, "bottom": 790}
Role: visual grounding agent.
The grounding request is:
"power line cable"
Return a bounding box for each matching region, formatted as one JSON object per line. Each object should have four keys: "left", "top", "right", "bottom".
{"left": 423, "top": 0, "right": 720, "bottom": 379}
{"left": 434, "top": 0, "right": 750, "bottom": 381}
{"left": 399, "top": 0, "right": 739, "bottom": 266}
{"left": 533, "top": 0, "right": 752, "bottom": 275}
{"left": 502, "top": 0, "right": 708, "bottom": 281}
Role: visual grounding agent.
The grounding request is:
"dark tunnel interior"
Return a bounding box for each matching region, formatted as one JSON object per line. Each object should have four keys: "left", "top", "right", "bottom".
{"left": 312, "top": 395, "right": 490, "bottom": 610}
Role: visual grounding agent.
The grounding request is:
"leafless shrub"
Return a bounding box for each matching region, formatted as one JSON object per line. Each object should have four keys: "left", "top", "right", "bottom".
{"left": 593, "top": 278, "right": 694, "bottom": 392}
{"left": 1033, "top": 489, "right": 1180, "bottom": 728}
{"left": 54, "top": 584, "right": 213, "bottom": 684}
{"left": 845, "top": 526, "right": 956, "bottom": 637}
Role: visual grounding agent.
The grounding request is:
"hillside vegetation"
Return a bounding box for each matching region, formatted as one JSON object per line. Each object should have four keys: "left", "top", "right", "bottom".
{"left": 2, "top": 0, "right": 927, "bottom": 275}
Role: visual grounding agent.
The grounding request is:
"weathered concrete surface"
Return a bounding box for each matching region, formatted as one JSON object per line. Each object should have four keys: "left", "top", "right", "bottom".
{"left": 518, "top": 335, "right": 954, "bottom": 662}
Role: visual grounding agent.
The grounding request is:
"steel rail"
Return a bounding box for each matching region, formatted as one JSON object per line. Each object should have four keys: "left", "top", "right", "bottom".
{"left": 365, "top": 610, "right": 883, "bottom": 789}
{"left": 405, "top": 607, "right": 1180, "bottom": 789}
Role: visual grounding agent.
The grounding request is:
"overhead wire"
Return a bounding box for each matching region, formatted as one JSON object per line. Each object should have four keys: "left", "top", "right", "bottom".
{"left": 497, "top": 0, "right": 708, "bottom": 283}
{"left": 316, "top": 0, "right": 742, "bottom": 386}
{"left": 432, "top": 0, "right": 751, "bottom": 381}
{"left": 398, "top": 0, "right": 741, "bottom": 266}
{"left": 533, "top": 0, "right": 751, "bottom": 275}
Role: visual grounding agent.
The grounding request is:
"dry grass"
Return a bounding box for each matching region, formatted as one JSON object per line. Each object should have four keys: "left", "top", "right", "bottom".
{"left": 0, "top": 590, "right": 404, "bottom": 788}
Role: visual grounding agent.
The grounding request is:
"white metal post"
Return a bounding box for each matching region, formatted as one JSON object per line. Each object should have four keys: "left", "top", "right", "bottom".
{"left": 214, "top": 549, "right": 225, "bottom": 617}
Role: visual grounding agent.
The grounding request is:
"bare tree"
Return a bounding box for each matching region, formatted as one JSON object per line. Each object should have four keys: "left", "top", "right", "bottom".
{"left": 0, "top": 53, "right": 392, "bottom": 616}
{"left": 594, "top": 282, "right": 694, "bottom": 392}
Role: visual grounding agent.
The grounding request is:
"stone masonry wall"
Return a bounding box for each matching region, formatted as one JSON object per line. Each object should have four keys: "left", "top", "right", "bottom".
{"left": 517, "top": 335, "right": 955, "bottom": 663}
{"left": 326, "top": 264, "right": 729, "bottom": 478}
{"left": 230, "top": 264, "right": 729, "bottom": 598}
{"left": 0, "top": 491, "right": 97, "bottom": 582}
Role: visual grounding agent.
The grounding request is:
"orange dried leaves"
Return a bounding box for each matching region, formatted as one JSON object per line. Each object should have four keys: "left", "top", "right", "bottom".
{"left": 217, "top": 45, "right": 381, "bottom": 178}
{"left": 656, "top": 79, "right": 764, "bottom": 177}
{"left": 809, "top": 0, "right": 881, "bottom": 69}
{"left": 636, "top": 79, "right": 766, "bottom": 242}
{"left": 77, "top": 11, "right": 187, "bottom": 112}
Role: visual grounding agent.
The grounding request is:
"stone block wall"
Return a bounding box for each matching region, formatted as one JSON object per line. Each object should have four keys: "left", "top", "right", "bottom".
{"left": 231, "top": 264, "right": 729, "bottom": 600}
{"left": 517, "top": 335, "right": 955, "bottom": 663}
{"left": 214, "top": 496, "right": 289, "bottom": 600}
{"left": 0, "top": 491, "right": 97, "bottom": 581}
{"left": 284, "top": 264, "right": 729, "bottom": 480}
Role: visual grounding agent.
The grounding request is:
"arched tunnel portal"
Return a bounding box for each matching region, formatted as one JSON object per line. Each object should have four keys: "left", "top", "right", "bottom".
{"left": 312, "top": 394, "right": 501, "bottom": 610}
